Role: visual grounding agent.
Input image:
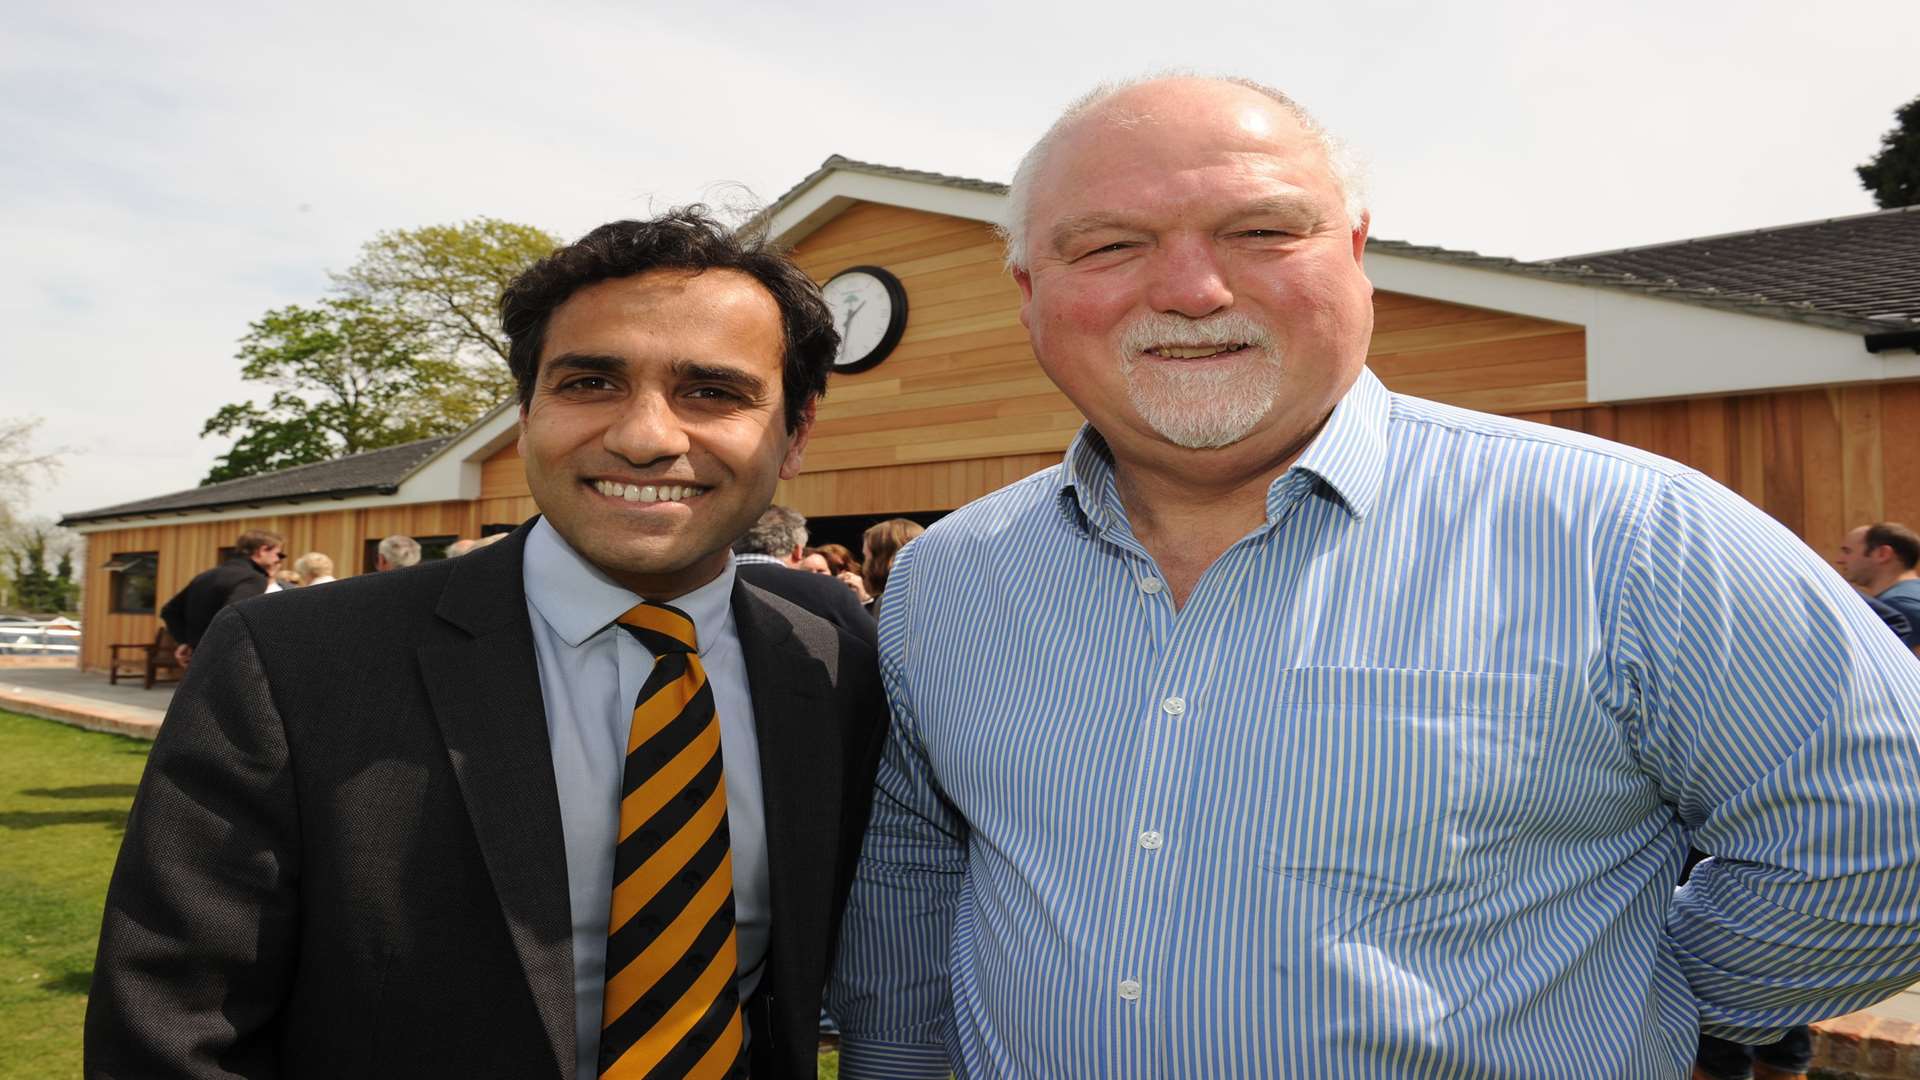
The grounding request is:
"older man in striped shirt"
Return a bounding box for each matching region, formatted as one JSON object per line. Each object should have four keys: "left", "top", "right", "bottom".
{"left": 827, "top": 75, "right": 1920, "bottom": 1079}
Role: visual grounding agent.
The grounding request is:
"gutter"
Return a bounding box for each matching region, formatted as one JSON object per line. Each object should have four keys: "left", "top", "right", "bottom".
{"left": 58, "top": 483, "right": 401, "bottom": 528}
{"left": 1864, "top": 330, "right": 1920, "bottom": 354}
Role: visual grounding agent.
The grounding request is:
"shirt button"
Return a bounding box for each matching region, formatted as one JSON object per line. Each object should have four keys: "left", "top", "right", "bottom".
{"left": 1138, "top": 576, "right": 1164, "bottom": 594}
{"left": 1161, "top": 696, "right": 1185, "bottom": 716}
{"left": 1118, "top": 979, "right": 1141, "bottom": 1001}
{"left": 1139, "top": 831, "right": 1163, "bottom": 850}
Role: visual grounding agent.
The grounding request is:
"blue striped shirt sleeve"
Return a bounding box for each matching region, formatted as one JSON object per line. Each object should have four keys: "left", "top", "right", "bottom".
{"left": 1617, "top": 470, "right": 1920, "bottom": 1041}
{"left": 830, "top": 539, "right": 962, "bottom": 1078}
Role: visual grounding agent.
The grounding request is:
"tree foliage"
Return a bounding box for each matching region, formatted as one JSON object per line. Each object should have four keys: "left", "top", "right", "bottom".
{"left": 202, "top": 218, "right": 560, "bottom": 483}
{"left": 4, "top": 526, "right": 79, "bottom": 614}
{"left": 333, "top": 217, "right": 561, "bottom": 428}
{"left": 1858, "top": 93, "right": 1920, "bottom": 210}
{"left": 200, "top": 299, "right": 446, "bottom": 484}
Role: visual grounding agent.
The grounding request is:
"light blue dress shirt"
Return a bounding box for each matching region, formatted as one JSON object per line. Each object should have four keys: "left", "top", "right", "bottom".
{"left": 521, "top": 519, "right": 768, "bottom": 1080}
{"left": 829, "top": 367, "right": 1920, "bottom": 1079}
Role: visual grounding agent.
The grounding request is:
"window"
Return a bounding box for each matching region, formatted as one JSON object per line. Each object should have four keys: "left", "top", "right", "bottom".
{"left": 103, "top": 553, "right": 159, "bottom": 614}
{"left": 362, "top": 535, "right": 459, "bottom": 573}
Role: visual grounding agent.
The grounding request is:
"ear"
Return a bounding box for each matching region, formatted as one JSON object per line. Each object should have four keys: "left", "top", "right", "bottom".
{"left": 516, "top": 401, "right": 530, "bottom": 456}
{"left": 779, "top": 398, "right": 817, "bottom": 481}
{"left": 1013, "top": 266, "right": 1035, "bottom": 330}
{"left": 1350, "top": 210, "right": 1371, "bottom": 269}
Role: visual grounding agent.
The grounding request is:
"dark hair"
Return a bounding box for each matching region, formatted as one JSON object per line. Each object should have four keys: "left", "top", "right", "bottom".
{"left": 814, "top": 542, "right": 860, "bottom": 576}
{"left": 499, "top": 206, "right": 837, "bottom": 431}
{"left": 1866, "top": 522, "right": 1920, "bottom": 570}
{"left": 861, "top": 518, "right": 925, "bottom": 598}
{"left": 235, "top": 529, "right": 283, "bottom": 557}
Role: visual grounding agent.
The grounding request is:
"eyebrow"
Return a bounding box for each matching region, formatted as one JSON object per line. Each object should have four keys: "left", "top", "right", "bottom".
{"left": 1047, "top": 213, "right": 1140, "bottom": 256}
{"left": 1234, "top": 193, "right": 1327, "bottom": 228}
{"left": 542, "top": 352, "right": 626, "bottom": 380}
{"left": 674, "top": 360, "right": 769, "bottom": 399}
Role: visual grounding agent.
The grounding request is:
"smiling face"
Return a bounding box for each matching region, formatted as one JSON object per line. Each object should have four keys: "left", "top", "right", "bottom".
{"left": 1014, "top": 79, "right": 1374, "bottom": 465}
{"left": 518, "top": 268, "right": 810, "bottom": 600}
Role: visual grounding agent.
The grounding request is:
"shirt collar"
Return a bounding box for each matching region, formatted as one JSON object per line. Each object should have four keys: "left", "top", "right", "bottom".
{"left": 522, "top": 517, "right": 737, "bottom": 654}
{"left": 1056, "top": 365, "right": 1392, "bottom": 535}
{"left": 731, "top": 552, "right": 787, "bottom": 567}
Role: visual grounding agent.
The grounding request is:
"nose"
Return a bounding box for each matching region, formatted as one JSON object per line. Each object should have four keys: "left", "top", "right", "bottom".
{"left": 604, "top": 388, "right": 691, "bottom": 466}
{"left": 1143, "top": 235, "right": 1233, "bottom": 318}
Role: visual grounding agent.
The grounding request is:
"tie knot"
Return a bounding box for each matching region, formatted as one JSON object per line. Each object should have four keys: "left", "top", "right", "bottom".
{"left": 615, "top": 601, "right": 699, "bottom": 656}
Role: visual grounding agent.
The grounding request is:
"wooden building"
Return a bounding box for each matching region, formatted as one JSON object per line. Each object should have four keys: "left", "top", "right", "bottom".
{"left": 62, "top": 158, "right": 1920, "bottom": 672}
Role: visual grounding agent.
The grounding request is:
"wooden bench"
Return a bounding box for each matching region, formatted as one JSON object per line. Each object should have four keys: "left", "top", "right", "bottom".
{"left": 109, "top": 628, "right": 183, "bottom": 689}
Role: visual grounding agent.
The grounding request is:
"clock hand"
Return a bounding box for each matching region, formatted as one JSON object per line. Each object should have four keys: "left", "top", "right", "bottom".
{"left": 840, "top": 297, "right": 865, "bottom": 340}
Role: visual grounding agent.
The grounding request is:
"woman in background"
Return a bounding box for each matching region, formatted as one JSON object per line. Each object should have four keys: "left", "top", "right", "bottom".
{"left": 860, "top": 518, "right": 924, "bottom": 620}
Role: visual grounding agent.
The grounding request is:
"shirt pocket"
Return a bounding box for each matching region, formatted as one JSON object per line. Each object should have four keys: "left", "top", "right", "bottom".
{"left": 1256, "top": 667, "right": 1549, "bottom": 911}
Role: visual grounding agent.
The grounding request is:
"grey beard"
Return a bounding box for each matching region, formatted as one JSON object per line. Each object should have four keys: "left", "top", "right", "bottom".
{"left": 1120, "top": 349, "right": 1285, "bottom": 449}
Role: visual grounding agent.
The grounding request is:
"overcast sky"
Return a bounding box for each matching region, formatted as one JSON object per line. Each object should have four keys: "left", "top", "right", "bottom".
{"left": 4, "top": 0, "right": 1913, "bottom": 524}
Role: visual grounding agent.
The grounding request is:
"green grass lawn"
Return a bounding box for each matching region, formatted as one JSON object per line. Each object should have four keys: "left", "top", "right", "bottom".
{"left": 0, "top": 709, "right": 849, "bottom": 1078}
{"left": 0, "top": 709, "right": 151, "bottom": 1079}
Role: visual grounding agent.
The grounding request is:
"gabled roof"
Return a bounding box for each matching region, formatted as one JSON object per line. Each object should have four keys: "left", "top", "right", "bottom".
{"left": 1535, "top": 206, "right": 1920, "bottom": 333}
{"left": 1374, "top": 238, "right": 1905, "bottom": 336}
{"left": 752, "top": 154, "right": 1006, "bottom": 236}
{"left": 60, "top": 435, "right": 456, "bottom": 526}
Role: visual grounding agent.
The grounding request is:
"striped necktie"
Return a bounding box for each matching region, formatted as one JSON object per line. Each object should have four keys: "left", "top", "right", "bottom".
{"left": 599, "top": 601, "right": 744, "bottom": 1080}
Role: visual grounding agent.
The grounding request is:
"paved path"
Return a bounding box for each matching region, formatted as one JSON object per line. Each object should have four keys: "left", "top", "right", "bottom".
{"left": 0, "top": 664, "right": 167, "bottom": 738}
{"left": 0, "top": 662, "right": 1912, "bottom": 1074}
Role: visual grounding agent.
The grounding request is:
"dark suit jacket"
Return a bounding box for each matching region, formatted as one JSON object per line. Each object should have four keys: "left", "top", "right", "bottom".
{"left": 158, "top": 556, "right": 270, "bottom": 648}
{"left": 735, "top": 561, "right": 877, "bottom": 650}
{"left": 87, "top": 524, "right": 888, "bottom": 1079}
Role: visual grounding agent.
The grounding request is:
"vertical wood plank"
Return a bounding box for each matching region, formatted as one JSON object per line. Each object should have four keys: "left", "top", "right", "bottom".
{"left": 1838, "top": 385, "right": 1884, "bottom": 528}
{"left": 1762, "top": 392, "right": 1805, "bottom": 536}
{"left": 1800, "top": 390, "right": 1844, "bottom": 549}
{"left": 1881, "top": 383, "right": 1920, "bottom": 528}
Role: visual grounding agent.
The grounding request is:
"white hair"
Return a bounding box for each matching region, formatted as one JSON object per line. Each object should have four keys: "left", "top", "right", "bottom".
{"left": 999, "top": 73, "right": 1369, "bottom": 272}
{"left": 378, "top": 534, "right": 421, "bottom": 569}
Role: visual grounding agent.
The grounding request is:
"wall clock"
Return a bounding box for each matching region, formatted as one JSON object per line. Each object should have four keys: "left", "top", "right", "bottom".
{"left": 821, "top": 265, "right": 908, "bottom": 374}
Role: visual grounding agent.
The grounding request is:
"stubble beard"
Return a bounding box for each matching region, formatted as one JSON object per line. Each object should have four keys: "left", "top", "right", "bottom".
{"left": 1116, "top": 311, "right": 1285, "bottom": 450}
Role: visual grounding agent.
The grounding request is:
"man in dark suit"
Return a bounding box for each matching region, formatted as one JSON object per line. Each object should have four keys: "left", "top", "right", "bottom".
{"left": 156, "top": 529, "right": 282, "bottom": 667}
{"left": 731, "top": 505, "right": 876, "bottom": 648}
{"left": 88, "top": 209, "right": 888, "bottom": 1080}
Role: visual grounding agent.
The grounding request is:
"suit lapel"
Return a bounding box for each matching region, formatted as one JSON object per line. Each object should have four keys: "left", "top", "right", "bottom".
{"left": 417, "top": 525, "right": 575, "bottom": 1080}
{"left": 731, "top": 584, "right": 845, "bottom": 1009}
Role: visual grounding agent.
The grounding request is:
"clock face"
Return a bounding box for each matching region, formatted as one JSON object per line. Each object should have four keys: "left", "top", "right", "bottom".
{"left": 822, "top": 266, "right": 908, "bottom": 374}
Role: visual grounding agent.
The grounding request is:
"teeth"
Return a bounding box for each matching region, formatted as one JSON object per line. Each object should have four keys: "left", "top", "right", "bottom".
{"left": 1154, "top": 345, "right": 1241, "bottom": 359}
{"left": 595, "top": 480, "right": 702, "bottom": 503}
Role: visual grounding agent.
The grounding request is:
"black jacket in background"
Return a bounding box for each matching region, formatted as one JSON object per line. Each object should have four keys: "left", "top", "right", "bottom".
{"left": 158, "top": 556, "right": 269, "bottom": 648}
{"left": 736, "top": 561, "right": 878, "bottom": 649}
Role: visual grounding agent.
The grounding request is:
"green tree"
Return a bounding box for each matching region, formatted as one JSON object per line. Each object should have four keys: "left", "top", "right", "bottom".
{"left": 1858, "top": 93, "right": 1920, "bottom": 209}
{"left": 200, "top": 298, "right": 447, "bottom": 484}
{"left": 333, "top": 217, "right": 561, "bottom": 428}
{"left": 5, "top": 527, "right": 79, "bottom": 614}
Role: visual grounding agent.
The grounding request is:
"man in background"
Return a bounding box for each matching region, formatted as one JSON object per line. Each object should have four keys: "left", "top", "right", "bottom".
{"left": 157, "top": 528, "right": 282, "bottom": 667}
{"left": 733, "top": 504, "right": 876, "bottom": 646}
{"left": 375, "top": 533, "right": 420, "bottom": 571}
{"left": 1837, "top": 521, "right": 1920, "bottom": 654}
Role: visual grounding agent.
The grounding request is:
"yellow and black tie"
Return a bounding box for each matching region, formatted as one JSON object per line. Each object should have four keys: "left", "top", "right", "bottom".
{"left": 599, "top": 601, "right": 744, "bottom": 1080}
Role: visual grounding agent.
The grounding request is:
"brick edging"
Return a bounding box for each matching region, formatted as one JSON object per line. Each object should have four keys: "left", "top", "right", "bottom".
{"left": 1812, "top": 1009, "right": 1920, "bottom": 1079}
{"left": 0, "top": 692, "right": 161, "bottom": 740}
